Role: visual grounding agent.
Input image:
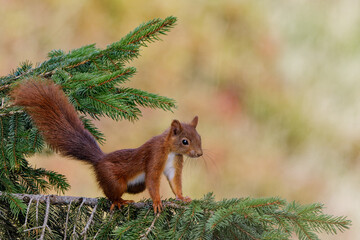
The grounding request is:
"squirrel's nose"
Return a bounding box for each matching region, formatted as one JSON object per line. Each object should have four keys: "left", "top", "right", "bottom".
{"left": 196, "top": 151, "right": 203, "bottom": 157}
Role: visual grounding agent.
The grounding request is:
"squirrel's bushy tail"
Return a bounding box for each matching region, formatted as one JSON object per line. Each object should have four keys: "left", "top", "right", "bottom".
{"left": 11, "top": 79, "right": 104, "bottom": 164}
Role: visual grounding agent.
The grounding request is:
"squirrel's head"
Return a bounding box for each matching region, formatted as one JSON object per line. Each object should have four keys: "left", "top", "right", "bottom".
{"left": 169, "top": 116, "right": 203, "bottom": 158}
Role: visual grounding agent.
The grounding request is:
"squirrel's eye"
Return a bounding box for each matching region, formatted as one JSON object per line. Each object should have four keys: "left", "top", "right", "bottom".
{"left": 182, "top": 139, "right": 189, "bottom": 145}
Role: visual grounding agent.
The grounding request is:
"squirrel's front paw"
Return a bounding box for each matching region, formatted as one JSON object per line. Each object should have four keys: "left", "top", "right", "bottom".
{"left": 176, "top": 196, "right": 192, "bottom": 202}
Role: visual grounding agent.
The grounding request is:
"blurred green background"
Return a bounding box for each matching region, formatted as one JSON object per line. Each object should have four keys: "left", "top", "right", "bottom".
{"left": 1, "top": 0, "right": 359, "bottom": 238}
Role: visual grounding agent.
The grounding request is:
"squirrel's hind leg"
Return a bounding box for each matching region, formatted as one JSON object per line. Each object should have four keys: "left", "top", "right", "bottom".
{"left": 101, "top": 177, "right": 134, "bottom": 211}
{"left": 110, "top": 198, "right": 134, "bottom": 211}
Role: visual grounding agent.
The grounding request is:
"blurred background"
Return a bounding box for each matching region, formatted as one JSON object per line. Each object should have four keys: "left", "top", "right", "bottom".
{"left": 1, "top": 0, "right": 359, "bottom": 238}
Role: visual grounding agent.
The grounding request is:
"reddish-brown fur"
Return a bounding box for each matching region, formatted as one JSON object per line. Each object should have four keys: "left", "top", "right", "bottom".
{"left": 11, "top": 79, "right": 203, "bottom": 213}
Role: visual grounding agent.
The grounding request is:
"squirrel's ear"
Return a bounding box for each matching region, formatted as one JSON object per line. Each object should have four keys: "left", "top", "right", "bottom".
{"left": 171, "top": 120, "right": 183, "bottom": 135}
{"left": 190, "top": 116, "right": 198, "bottom": 128}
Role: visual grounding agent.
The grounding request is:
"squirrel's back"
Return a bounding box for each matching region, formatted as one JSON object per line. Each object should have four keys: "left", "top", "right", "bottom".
{"left": 11, "top": 79, "right": 104, "bottom": 163}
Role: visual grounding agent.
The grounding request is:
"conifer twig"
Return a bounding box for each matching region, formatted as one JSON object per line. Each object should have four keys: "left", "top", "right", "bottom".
{"left": 81, "top": 202, "right": 98, "bottom": 237}
{"left": 72, "top": 198, "right": 85, "bottom": 239}
{"left": 233, "top": 223, "right": 259, "bottom": 240}
{"left": 63, "top": 200, "right": 73, "bottom": 240}
{"left": 23, "top": 196, "right": 34, "bottom": 228}
{"left": 141, "top": 213, "right": 160, "bottom": 239}
{"left": 0, "top": 110, "right": 24, "bottom": 117}
{"left": 39, "top": 196, "right": 50, "bottom": 240}
{"left": 0, "top": 84, "right": 11, "bottom": 91}
{"left": 35, "top": 198, "right": 40, "bottom": 227}
{"left": 93, "top": 211, "right": 115, "bottom": 239}
{"left": 23, "top": 226, "right": 43, "bottom": 232}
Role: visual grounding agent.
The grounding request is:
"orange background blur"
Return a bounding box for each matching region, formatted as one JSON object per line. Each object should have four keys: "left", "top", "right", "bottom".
{"left": 1, "top": 0, "right": 359, "bottom": 238}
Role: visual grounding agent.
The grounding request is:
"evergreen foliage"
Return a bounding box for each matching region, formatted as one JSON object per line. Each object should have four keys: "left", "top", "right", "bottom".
{"left": 0, "top": 16, "right": 351, "bottom": 239}
{"left": 0, "top": 16, "right": 177, "bottom": 217}
{"left": 0, "top": 192, "right": 351, "bottom": 239}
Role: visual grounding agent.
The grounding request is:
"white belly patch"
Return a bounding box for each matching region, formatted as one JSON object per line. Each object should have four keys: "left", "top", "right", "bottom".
{"left": 164, "top": 152, "right": 176, "bottom": 180}
{"left": 127, "top": 172, "right": 145, "bottom": 187}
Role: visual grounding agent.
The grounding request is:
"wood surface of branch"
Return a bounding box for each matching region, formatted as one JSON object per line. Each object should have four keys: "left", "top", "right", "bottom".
{"left": 0, "top": 192, "right": 183, "bottom": 209}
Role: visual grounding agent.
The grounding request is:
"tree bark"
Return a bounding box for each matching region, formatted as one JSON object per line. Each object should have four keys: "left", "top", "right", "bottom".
{"left": 0, "top": 191, "right": 182, "bottom": 209}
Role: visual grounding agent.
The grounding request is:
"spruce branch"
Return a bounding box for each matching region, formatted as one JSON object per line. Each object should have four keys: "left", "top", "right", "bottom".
{"left": 0, "top": 110, "right": 24, "bottom": 117}
{"left": 141, "top": 213, "right": 160, "bottom": 240}
{"left": 117, "top": 16, "right": 177, "bottom": 47}
{"left": 23, "top": 196, "right": 34, "bottom": 228}
{"left": 63, "top": 200, "right": 72, "bottom": 240}
{"left": 0, "top": 192, "right": 183, "bottom": 210}
{"left": 0, "top": 193, "right": 99, "bottom": 207}
{"left": 0, "top": 192, "right": 353, "bottom": 239}
{"left": 35, "top": 198, "right": 39, "bottom": 226}
{"left": 71, "top": 198, "right": 85, "bottom": 239}
{"left": 80, "top": 202, "right": 98, "bottom": 237}
{"left": 38, "top": 196, "right": 50, "bottom": 240}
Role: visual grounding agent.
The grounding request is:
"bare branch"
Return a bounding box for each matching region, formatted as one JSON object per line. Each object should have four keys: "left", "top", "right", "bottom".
{"left": 23, "top": 226, "right": 43, "bottom": 232}
{"left": 39, "top": 196, "right": 50, "bottom": 240}
{"left": 36, "top": 198, "right": 39, "bottom": 226}
{"left": 0, "top": 192, "right": 99, "bottom": 207}
{"left": 63, "top": 200, "right": 73, "bottom": 240}
{"left": 141, "top": 213, "right": 160, "bottom": 239}
{"left": 81, "top": 202, "right": 98, "bottom": 238}
{"left": 72, "top": 198, "right": 85, "bottom": 239}
{"left": 0, "top": 110, "right": 24, "bottom": 117}
{"left": 0, "top": 192, "right": 184, "bottom": 209}
{"left": 23, "top": 197, "right": 34, "bottom": 228}
{"left": 93, "top": 211, "right": 114, "bottom": 239}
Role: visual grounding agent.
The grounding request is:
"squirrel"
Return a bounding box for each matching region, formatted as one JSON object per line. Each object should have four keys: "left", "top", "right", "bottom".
{"left": 11, "top": 79, "right": 203, "bottom": 213}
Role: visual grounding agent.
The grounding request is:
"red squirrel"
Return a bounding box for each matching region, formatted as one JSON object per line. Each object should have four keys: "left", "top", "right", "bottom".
{"left": 11, "top": 79, "right": 203, "bottom": 213}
